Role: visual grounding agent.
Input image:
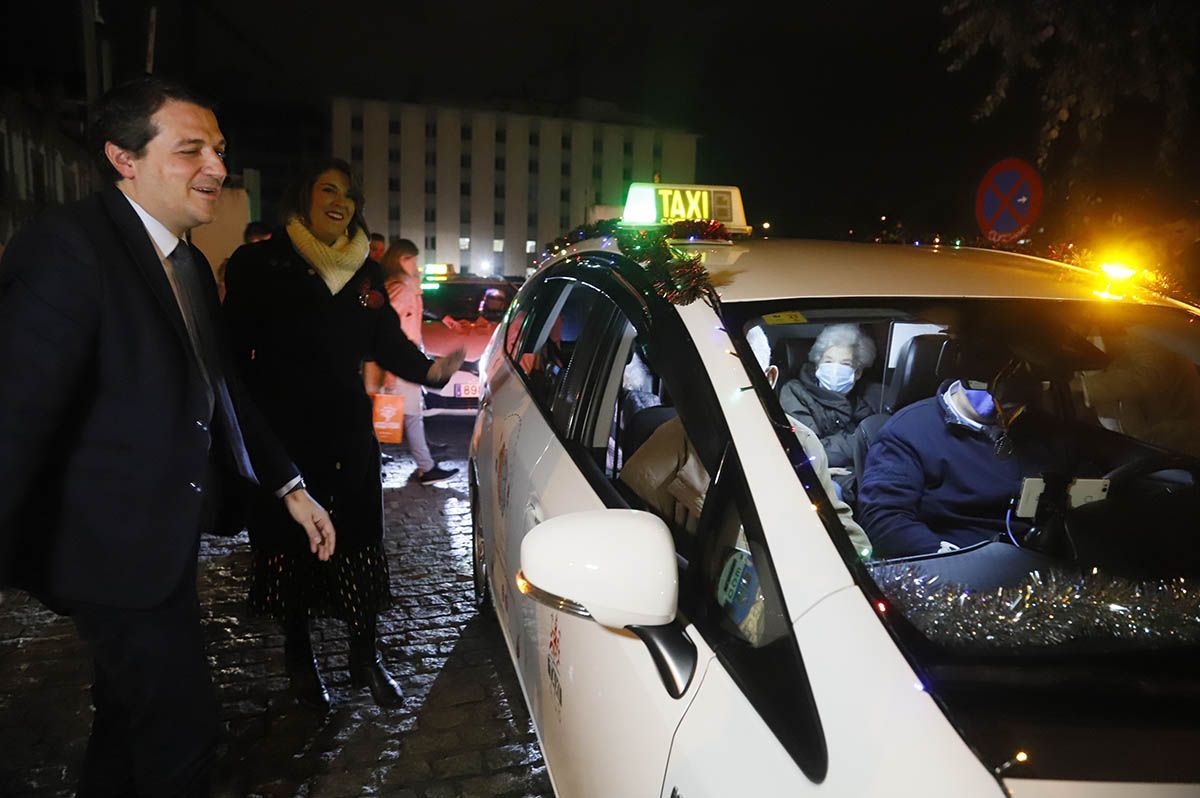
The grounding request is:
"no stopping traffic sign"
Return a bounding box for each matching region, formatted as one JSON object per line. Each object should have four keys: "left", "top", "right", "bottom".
{"left": 975, "top": 158, "right": 1043, "bottom": 243}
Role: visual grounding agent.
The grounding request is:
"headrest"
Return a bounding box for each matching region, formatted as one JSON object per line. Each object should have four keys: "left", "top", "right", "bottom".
{"left": 885, "top": 334, "right": 958, "bottom": 413}
{"left": 770, "top": 338, "right": 813, "bottom": 386}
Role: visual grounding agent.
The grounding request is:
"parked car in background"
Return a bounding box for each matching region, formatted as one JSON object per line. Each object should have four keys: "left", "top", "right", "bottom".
{"left": 421, "top": 275, "right": 515, "bottom": 414}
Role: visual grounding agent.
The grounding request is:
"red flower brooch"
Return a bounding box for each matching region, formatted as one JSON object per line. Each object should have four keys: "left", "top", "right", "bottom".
{"left": 358, "top": 279, "right": 386, "bottom": 309}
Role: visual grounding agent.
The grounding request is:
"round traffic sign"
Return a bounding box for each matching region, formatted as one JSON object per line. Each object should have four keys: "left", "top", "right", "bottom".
{"left": 975, "top": 158, "right": 1043, "bottom": 243}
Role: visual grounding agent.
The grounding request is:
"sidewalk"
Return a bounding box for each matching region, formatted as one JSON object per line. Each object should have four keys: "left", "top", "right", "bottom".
{"left": 0, "top": 417, "right": 552, "bottom": 797}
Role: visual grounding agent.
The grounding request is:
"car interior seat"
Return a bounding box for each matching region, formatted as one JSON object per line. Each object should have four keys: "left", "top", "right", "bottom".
{"left": 770, "top": 337, "right": 815, "bottom": 396}
{"left": 852, "top": 333, "right": 960, "bottom": 479}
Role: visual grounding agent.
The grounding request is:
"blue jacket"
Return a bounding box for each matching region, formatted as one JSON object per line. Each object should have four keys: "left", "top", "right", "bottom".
{"left": 858, "top": 391, "right": 1035, "bottom": 558}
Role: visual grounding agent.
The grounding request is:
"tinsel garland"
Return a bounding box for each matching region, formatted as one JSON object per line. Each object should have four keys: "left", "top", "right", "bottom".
{"left": 669, "top": 219, "right": 732, "bottom": 242}
{"left": 537, "top": 219, "right": 729, "bottom": 307}
{"left": 869, "top": 564, "right": 1200, "bottom": 651}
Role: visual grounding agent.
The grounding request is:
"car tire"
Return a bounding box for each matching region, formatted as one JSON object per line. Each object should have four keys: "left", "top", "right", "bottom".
{"left": 469, "top": 462, "right": 492, "bottom": 612}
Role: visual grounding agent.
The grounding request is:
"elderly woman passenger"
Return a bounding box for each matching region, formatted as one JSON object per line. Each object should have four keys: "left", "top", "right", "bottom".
{"left": 778, "top": 323, "right": 881, "bottom": 471}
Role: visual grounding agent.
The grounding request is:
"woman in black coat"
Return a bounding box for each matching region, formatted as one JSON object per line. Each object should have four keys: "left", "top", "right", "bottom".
{"left": 223, "top": 158, "right": 463, "bottom": 709}
{"left": 778, "top": 323, "right": 881, "bottom": 471}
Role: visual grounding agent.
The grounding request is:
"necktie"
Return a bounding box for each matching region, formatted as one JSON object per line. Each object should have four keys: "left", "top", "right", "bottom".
{"left": 168, "top": 243, "right": 257, "bottom": 482}
{"left": 167, "top": 242, "right": 218, "bottom": 411}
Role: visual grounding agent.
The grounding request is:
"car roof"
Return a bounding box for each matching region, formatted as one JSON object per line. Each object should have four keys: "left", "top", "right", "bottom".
{"left": 698, "top": 239, "right": 1183, "bottom": 305}
{"left": 552, "top": 236, "right": 1186, "bottom": 309}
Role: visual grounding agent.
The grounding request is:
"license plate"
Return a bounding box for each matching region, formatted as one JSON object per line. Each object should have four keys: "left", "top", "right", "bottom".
{"left": 455, "top": 381, "right": 480, "bottom": 398}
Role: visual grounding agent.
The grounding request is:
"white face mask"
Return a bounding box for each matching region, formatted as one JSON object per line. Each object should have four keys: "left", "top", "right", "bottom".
{"left": 815, "top": 362, "right": 857, "bottom": 394}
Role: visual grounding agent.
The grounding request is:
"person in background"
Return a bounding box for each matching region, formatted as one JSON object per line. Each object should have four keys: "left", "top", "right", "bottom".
{"left": 368, "top": 232, "right": 386, "bottom": 262}
{"left": 778, "top": 323, "right": 881, "bottom": 502}
{"left": 223, "top": 158, "right": 463, "bottom": 710}
{"left": 243, "top": 220, "right": 272, "bottom": 244}
{"left": 778, "top": 323, "right": 881, "bottom": 469}
{"left": 0, "top": 76, "right": 334, "bottom": 797}
{"left": 363, "top": 239, "right": 458, "bottom": 485}
{"left": 215, "top": 221, "right": 275, "bottom": 302}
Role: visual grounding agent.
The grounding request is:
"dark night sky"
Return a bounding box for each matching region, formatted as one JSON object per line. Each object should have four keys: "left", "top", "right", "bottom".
{"left": 3, "top": 0, "right": 1135, "bottom": 239}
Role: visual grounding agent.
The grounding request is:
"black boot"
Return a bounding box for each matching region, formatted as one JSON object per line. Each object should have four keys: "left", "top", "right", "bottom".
{"left": 285, "top": 618, "right": 330, "bottom": 711}
{"left": 349, "top": 621, "right": 404, "bottom": 708}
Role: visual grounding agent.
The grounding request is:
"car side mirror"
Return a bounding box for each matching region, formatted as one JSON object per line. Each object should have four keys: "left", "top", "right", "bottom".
{"left": 517, "top": 509, "right": 677, "bottom": 628}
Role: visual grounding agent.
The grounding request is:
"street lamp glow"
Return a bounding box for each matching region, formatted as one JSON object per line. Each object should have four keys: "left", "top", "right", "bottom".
{"left": 762, "top": 221, "right": 771, "bottom": 230}
{"left": 880, "top": 214, "right": 887, "bottom": 222}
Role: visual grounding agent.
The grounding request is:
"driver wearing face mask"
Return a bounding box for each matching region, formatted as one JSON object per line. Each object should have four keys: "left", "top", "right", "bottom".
{"left": 778, "top": 324, "right": 882, "bottom": 480}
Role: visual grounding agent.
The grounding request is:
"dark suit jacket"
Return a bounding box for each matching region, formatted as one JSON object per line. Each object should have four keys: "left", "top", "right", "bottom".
{"left": 0, "top": 186, "right": 298, "bottom": 609}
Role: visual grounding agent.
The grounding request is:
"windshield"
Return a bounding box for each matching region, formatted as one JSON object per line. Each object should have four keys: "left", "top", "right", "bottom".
{"left": 423, "top": 282, "right": 514, "bottom": 322}
{"left": 728, "top": 297, "right": 1200, "bottom": 657}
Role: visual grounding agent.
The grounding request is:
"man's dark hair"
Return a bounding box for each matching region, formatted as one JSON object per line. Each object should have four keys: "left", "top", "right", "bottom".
{"left": 88, "top": 75, "right": 214, "bottom": 183}
{"left": 279, "top": 157, "right": 369, "bottom": 239}
{"left": 392, "top": 238, "right": 419, "bottom": 257}
{"left": 243, "top": 220, "right": 273, "bottom": 243}
{"left": 370, "top": 233, "right": 386, "bottom": 244}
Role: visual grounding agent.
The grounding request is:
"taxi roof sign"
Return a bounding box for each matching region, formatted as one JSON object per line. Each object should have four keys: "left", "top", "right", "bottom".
{"left": 622, "top": 183, "right": 751, "bottom": 235}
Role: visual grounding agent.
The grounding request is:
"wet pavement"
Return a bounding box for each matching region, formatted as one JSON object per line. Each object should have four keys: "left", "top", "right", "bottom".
{"left": 0, "top": 416, "right": 553, "bottom": 798}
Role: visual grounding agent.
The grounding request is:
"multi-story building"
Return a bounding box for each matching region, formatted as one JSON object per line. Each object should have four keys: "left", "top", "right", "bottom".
{"left": 331, "top": 98, "right": 698, "bottom": 276}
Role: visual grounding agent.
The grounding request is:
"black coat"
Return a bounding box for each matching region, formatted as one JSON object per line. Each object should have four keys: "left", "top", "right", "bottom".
{"left": 0, "top": 187, "right": 297, "bottom": 609}
{"left": 779, "top": 363, "right": 881, "bottom": 468}
{"left": 223, "top": 235, "right": 437, "bottom": 554}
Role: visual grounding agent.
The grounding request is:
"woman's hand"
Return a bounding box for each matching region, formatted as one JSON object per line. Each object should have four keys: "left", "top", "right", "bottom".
{"left": 283, "top": 489, "right": 336, "bottom": 561}
{"left": 427, "top": 347, "right": 466, "bottom": 385}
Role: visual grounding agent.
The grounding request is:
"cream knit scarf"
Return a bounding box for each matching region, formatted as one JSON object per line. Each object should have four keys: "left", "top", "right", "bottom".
{"left": 286, "top": 217, "right": 370, "bottom": 295}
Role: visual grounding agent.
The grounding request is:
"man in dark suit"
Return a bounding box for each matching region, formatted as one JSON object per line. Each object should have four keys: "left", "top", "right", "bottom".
{"left": 0, "top": 77, "right": 336, "bottom": 796}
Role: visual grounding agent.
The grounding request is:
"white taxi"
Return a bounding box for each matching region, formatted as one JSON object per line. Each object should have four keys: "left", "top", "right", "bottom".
{"left": 468, "top": 184, "right": 1200, "bottom": 797}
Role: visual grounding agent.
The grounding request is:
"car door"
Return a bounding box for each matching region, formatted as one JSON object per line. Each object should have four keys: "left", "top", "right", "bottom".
{"left": 660, "top": 445, "right": 830, "bottom": 796}
{"left": 473, "top": 273, "right": 567, "bottom": 656}
{"left": 499, "top": 257, "right": 728, "bottom": 797}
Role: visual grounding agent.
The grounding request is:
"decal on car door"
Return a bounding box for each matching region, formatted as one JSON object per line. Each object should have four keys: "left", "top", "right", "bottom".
{"left": 546, "top": 614, "right": 564, "bottom": 717}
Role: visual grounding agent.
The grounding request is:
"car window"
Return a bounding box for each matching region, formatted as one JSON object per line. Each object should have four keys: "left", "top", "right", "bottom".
{"left": 503, "top": 275, "right": 546, "bottom": 357}
{"left": 700, "top": 455, "right": 791, "bottom": 649}
{"left": 724, "top": 297, "right": 1200, "bottom": 662}
{"left": 544, "top": 284, "right": 714, "bottom": 553}
{"left": 514, "top": 278, "right": 594, "bottom": 411}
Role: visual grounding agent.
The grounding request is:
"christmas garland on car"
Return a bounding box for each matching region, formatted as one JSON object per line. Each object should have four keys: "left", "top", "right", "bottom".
{"left": 538, "top": 218, "right": 731, "bottom": 308}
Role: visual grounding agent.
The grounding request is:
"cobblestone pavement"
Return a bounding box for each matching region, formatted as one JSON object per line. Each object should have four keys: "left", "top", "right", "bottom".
{"left": 0, "top": 416, "right": 553, "bottom": 798}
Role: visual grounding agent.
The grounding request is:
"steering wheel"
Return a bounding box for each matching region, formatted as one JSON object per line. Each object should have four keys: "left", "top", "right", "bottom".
{"left": 1103, "top": 452, "right": 1200, "bottom": 494}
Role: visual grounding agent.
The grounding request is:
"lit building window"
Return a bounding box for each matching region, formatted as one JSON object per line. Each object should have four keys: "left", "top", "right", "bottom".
{"left": 525, "top": 240, "right": 537, "bottom": 254}
{"left": 459, "top": 237, "right": 471, "bottom": 250}
{"left": 493, "top": 239, "right": 504, "bottom": 253}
